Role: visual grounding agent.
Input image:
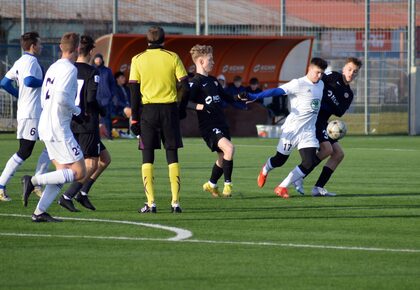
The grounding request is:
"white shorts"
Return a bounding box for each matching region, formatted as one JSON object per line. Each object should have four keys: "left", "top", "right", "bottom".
{"left": 44, "top": 136, "right": 84, "bottom": 164}
{"left": 17, "top": 118, "right": 39, "bottom": 141}
{"left": 277, "top": 130, "right": 319, "bottom": 155}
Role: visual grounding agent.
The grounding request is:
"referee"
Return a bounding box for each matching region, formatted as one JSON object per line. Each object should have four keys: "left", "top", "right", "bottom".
{"left": 129, "top": 26, "right": 189, "bottom": 214}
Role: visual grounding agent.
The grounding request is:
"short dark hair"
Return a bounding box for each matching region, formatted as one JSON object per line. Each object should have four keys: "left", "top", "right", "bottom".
{"left": 310, "top": 57, "right": 328, "bottom": 70}
{"left": 79, "top": 35, "right": 95, "bottom": 57}
{"left": 345, "top": 57, "right": 363, "bottom": 68}
{"left": 60, "top": 32, "right": 80, "bottom": 53}
{"left": 20, "top": 31, "right": 40, "bottom": 51}
{"left": 147, "top": 26, "right": 165, "bottom": 45}
{"left": 233, "top": 75, "right": 242, "bottom": 82}
{"left": 114, "top": 71, "right": 124, "bottom": 79}
{"left": 249, "top": 77, "right": 259, "bottom": 85}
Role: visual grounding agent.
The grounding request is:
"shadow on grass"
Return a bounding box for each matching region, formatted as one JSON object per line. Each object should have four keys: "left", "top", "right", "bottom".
{"left": 239, "top": 192, "right": 420, "bottom": 199}
{"left": 336, "top": 192, "right": 420, "bottom": 197}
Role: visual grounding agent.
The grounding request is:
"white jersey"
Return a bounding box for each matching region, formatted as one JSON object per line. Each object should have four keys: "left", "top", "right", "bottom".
{"left": 280, "top": 76, "right": 324, "bottom": 133}
{"left": 39, "top": 58, "right": 81, "bottom": 142}
{"left": 5, "top": 53, "right": 43, "bottom": 120}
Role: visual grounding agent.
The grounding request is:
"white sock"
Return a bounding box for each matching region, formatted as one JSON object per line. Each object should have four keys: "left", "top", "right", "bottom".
{"left": 31, "top": 169, "right": 74, "bottom": 186}
{"left": 262, "top": 158, "right": 273, "bottom": 175}
{"left": 0, "top": 154, "right": 24, "bottom": 187}
{"left": 279, "top": 166, "right": 306, "bottom": 188}
{"left": 34, "top": 148, "right": 50, "bottom": 176}
{"left": 35, "top": 184, "right": 63, "bottom": 213}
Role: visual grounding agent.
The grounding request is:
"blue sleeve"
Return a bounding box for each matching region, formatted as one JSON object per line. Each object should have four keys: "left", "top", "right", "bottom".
{"left": 0, "top": 77, "right": 18, "bottom": 98}
{"left": 248, "top": 87, "right": 286, "bottom": 101}
{"left": 24, "top": 76, "right": 43, "bottom": 88}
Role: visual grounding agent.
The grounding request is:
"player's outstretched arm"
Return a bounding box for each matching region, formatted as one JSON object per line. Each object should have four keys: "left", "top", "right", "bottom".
{"left": 0, "top": 77, "right": 18, "bottom": 98}
{"left": 248, "top": 87, "right": 286, "bottom": 102}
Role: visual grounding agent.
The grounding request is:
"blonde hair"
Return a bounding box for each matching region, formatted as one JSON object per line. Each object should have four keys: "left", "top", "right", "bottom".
{"left": 190, "top": 44, "right": 213, "bottom": 62}
{"left": 60, "top": 32, "right": 79, "bottom": 53}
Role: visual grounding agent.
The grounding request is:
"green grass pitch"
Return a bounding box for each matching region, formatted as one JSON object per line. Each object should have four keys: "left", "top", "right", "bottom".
{"left": 0, "top": 133, "right": 419, "bottom": 289}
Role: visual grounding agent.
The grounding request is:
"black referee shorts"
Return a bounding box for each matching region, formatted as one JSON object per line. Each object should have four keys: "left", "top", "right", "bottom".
{"left": 202, "top": 126, "right": 230, "bottom": 152}
{"left": 140, "top": 103, "right": 183, "bottom": 150}
{"left": 74, "top": 132, "right": 101, "bottom": 158}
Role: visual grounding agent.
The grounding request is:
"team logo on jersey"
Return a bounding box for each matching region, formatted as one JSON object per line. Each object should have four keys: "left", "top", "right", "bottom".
{"left": 94, "top": 75, "right": 100, "bottom": 83}
{"left": 311, "top": 99, "right": 320, "bottom": 111}
{"left": 189, "top": 82, "right": 194, "bottom": 88}
{"left": 344, "top": 92, "right": 349, "bottom": 98}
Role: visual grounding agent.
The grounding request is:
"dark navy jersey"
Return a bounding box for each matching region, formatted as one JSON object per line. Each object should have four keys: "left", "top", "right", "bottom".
{"left": 71, "top": 62, "right": 101, "bottom": 133}
{"left": 189, "top": 73, "right": 235, "bottom": 133}
{"left": 317, "top": 71, "right": 354, "bottom": 125}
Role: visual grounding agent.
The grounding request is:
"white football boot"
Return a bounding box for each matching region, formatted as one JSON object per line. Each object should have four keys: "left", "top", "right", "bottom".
{"left": 311, "top": 186, "right": 336, "bottom": 197}
{"left": 293, "top": 178, "right": 305, "bottom": 195}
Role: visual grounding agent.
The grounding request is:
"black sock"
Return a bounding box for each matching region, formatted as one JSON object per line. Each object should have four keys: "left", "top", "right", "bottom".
{"left": 315, "top": 166, "right": 334, "bottom": 188}
{"left": 81, "top": 178, "right": 96, "bottom": 194}
{"left": 222, "top": 159, "right": 233, "bottom": 183}
{"left": 209, "top": 163, "right": 224, "bottom": 184}
{"left": 64, "top": 182, "right": 84, "bottom": 199}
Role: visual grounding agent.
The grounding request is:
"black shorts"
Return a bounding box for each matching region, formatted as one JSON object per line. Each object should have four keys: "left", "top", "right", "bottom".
{"left": 202, "top": 126, "right": 230, "bottom": 152}
{"left": 74, "top": 133, "right": 101, "bottom": 158}
{"left": 316, "top": 121, "right": 338, "bottom": 145}
{"left": 141, "top": 103, "right": 183, "bottom": 150}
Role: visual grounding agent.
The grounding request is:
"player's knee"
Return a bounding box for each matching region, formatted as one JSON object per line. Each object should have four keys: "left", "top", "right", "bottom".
{"left": 16, "top": 149, "right": 31, "bottom": 161}
{"left": 86, "top": 162, "right": 98, "bottom": 176}
{"left": 323, "top": 146, "right": 334, "bottom": 157}
{"left": 100, "top": 151, "right": 112, "bottom": 167}
{"left": 16, "top": 140, "right": 35, "bottom": 160}
{"left": 332, "top": 150, "right": 345, "bottom": 162}
{"left": 76, "top": 166, "right": 87, "bottom": 181}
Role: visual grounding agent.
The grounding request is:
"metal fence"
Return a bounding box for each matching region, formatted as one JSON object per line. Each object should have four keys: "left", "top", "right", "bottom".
{"left": 0, "top": 0, "right": 418, "bottom": 134}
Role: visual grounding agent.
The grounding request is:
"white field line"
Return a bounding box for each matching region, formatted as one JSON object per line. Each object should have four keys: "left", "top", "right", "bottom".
{"left": 0, "top": 213, "right": 192, "bottom": 241}
{"left": 1, "top": 214, "right": 419, "bottom": 253}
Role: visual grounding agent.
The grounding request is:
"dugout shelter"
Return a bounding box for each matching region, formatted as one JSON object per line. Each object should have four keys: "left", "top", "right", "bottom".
{"left": 94, "top": 34, "right": 313, "bottom": 136}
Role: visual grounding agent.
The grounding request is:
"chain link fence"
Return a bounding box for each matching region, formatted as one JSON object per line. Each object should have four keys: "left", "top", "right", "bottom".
{"left": 0, "top": 0, "right": 418, "bottom": 134}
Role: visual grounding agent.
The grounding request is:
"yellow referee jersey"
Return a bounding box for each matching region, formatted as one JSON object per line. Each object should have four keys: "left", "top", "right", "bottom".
{"left": 129, "top": 48, "right": 187, "bottom": 104}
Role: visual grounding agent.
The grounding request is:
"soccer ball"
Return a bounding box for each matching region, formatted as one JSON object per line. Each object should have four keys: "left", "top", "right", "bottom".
{"left": 327, "top": 120, "right": 347, "bottom": 140}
